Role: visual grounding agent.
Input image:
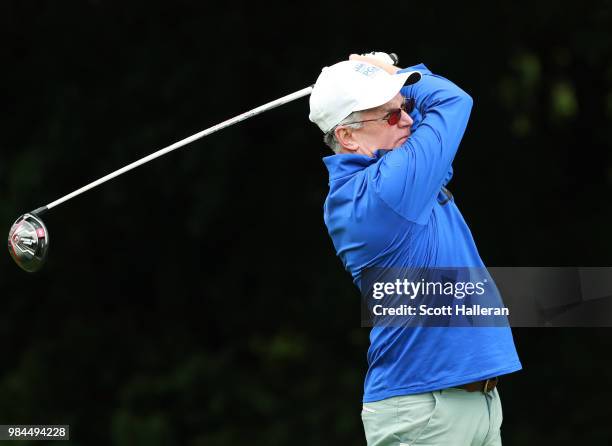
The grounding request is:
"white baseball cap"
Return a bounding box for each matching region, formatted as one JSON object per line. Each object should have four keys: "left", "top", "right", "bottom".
{"left": 309, "top": 60, "right": 421, "bottom": 133}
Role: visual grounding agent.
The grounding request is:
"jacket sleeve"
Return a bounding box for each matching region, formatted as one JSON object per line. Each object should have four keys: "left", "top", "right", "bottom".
{"left": 372, "top": 64, "right": 473, "bottom": 224}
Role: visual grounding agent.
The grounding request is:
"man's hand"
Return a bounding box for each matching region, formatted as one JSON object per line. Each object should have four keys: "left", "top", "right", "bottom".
{"left": 362, "top": 51, "right": 399, "bottom": 65}
{"left": 349, "top": 52, "right": 400, "bottom": 75}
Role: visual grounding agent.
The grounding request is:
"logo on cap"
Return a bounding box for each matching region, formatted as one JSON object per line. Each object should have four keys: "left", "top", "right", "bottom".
{"left": 353, "top": 63, "right": 381, "bottom": 77}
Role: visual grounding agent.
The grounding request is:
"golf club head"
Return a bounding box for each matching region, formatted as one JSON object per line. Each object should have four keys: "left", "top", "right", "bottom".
{"left": 7, "top": 213, "right": 49, "bottom": 273}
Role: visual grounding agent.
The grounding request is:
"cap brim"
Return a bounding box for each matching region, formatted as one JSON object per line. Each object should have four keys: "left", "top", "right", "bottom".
{"left": 404, "top": 70, "right": 421, "bottom": 85}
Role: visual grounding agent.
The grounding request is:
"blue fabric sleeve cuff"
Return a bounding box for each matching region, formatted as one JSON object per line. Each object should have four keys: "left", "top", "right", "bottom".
{"left": 398, "top": 63, "right": 432, "bottom": 76}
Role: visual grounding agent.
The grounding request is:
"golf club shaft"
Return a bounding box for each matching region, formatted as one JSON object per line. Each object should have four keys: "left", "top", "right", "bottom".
{"left": 31, "top": 85, "right": 314, "bottom": 216}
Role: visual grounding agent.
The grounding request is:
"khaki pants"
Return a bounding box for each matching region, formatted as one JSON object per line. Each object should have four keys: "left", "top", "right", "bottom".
{"left": 361, "top": 387, "right": 503, "bottom": 446}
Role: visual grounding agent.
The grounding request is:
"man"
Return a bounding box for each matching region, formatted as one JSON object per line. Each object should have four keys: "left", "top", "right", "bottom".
{"left": 309, "top": 53, "right": 522, "bottom": 445}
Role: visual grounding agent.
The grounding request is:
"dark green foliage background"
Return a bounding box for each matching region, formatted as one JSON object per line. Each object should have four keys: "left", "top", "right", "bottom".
{"left": 2, "top": 1, "right": 612, "bottom": 444}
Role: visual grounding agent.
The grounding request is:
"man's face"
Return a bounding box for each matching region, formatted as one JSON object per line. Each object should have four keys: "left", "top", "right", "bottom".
{"left": 337, "top": 93, "right": 414, "bottom": 156}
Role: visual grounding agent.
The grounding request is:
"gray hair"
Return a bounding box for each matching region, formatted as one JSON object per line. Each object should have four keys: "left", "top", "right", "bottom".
{"left": 323, "top": 111, "right": 364, "bottom": 154}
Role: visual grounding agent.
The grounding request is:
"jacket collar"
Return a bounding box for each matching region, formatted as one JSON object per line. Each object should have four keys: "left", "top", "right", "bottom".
{"left": 322, "top": 150, "right": 389, "bottom": 180}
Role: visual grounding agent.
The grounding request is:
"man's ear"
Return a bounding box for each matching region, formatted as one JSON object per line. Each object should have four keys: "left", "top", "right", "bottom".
{"left": 335, "top": 126, "right": 359, "bottom": 153}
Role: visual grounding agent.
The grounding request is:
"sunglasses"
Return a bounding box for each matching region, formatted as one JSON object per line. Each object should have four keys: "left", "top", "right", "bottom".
{"left": 343, "top": 97, "right": 416, "bottom": 126}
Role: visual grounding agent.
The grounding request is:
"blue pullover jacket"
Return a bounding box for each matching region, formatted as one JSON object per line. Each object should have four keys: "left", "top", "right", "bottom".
{"left": 322, "top": 64, "right": 522, "bottom": 402}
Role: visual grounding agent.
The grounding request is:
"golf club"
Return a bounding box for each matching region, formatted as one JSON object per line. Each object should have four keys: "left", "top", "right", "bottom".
{"left": 8, "top": 85, "right": 314, "bottom": 272}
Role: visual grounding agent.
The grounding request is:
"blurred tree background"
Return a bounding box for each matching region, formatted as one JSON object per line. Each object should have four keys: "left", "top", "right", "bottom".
{"left": 1, "top": 0, "right": 612, "bottom": 444}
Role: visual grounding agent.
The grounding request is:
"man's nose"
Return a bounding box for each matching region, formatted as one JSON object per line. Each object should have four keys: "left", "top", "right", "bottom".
{"left": 400, "top": 110, "right": 413, "bottom": 126}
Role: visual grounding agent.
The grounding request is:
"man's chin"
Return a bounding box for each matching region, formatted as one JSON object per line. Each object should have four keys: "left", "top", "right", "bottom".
{"left": 387, "top": 138, "right": 408, "bottom": 150}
